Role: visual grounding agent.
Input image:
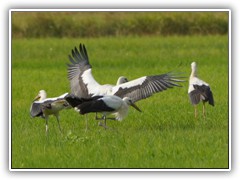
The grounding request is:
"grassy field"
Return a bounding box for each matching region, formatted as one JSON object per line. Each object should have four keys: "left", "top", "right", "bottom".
{"left": 11, "top": 35, "right": 229, "bottom": 169}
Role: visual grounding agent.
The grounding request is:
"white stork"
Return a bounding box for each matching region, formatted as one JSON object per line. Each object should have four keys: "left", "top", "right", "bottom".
{"left": 67, "top": 43, "right": 185, "bottom": 104}
{"left": 65, "top": 94, "right": 141, "bottom": 129}
{"left": 188, "top": 62, "right": 214, "bottom": 118}
{"left": 30, "top": 90, "right": 70, "bottom": 133}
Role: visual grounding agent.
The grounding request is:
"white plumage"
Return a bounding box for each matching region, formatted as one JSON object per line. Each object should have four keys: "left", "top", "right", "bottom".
{"left": 30, "top": 90, "right": 70, "bottom": 133}
{"left": 77, "top": 76, "right": 128, "bottom": 129}
{"left": 188, "top": 62, "right": 214, "bottom": 118}
{"left": 65, "top": 94, "right": 141, "bottom": 129}
{"left": 66, "top": 43, "right": 184, "bottom": 128}
{"left": 67, "top": 43, "right": 185, "bottom": 103}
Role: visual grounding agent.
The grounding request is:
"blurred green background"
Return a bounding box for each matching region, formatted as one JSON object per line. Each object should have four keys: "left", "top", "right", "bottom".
{"left": 11, "top": 11, "right": 228, "bottom": 38}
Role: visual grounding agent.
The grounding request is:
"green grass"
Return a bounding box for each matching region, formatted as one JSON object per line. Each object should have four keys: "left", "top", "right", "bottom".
{"left": 11, "top": 35, "right": 229, "bottom": 169}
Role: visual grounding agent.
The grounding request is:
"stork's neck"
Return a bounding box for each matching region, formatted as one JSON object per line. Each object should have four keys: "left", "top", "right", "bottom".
{"left": 40, "top": 95, "right": 47, "bottom": 101}
{"left": 116, "top": 77, "right": 124, "bottom": 85}
{"left": 40, "top": 92, "right": 47, "bottom": 100}
{"left": 190, "top": 68, "right": 197, "bottom": 78}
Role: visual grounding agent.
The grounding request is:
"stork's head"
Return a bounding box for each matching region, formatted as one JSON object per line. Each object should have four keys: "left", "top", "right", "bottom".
{"left": 117, "top": 76, "right": 129, "bottom": 85}
{"left": 123, "top": 97, "right": 142, "bottom": 112}
{"left": 33, "top": 90, "right": 47, "bottom": 101}
{"left": 191, "top": 62, "right": 197, "bottom": 71}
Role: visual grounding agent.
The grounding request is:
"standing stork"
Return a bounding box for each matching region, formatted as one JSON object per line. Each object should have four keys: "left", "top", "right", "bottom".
{"left": 188, "top": 62, "right": 214, "bottom": 118}
{"left": 67, "top": 43, "right": 185, "bottom": 104}
{"left": 65, "top": 94, "right": 141, "bottom": 129}
{"left": 30, "top": 90, "right": 70, "bottom": 133}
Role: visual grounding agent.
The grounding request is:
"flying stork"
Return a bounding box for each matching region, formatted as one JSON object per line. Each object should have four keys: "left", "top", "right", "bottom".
{"left": 67, "top": 43, "right": 185, "bottom": 103}
{"left": 188, "top": 62, "right": 214, "bottom": 118}
{"left": 30, "top": 90, "right": 71, "bottom": 133}
{"left": 65, "top": 94, "right": 141, "bottom": 129}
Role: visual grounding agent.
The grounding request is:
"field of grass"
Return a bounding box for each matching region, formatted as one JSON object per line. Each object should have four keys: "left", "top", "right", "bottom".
{"left": 11, "top": 35, "right": 229, "bottom": 169}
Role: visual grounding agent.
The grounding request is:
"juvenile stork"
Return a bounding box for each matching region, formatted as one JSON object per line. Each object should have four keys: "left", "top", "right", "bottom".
{"left": 30, "top": 90, "right": 70, "bottom": 133}
{"left": 67, "top": 43, "right": 185, "bottom": 104}
{"left": 65, "top": 94, "right": 141, "bottom": 129}
{"left": 188, "top": 62, "right": 214, "bottom": 118}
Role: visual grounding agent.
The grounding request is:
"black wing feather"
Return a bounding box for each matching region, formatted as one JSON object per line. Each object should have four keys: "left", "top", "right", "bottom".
{"left": 67, "top": 44, "right": 92, "bottom": 81}
{"left": 188, "top": 89, "right": 201, "bottom": 105}
{"left": 67, "top": 43, "right": 93, "bottom": 98}
{"left": 189, "top": 85, "right": 214, "bottom": 106}
{"left": 114, "top": 72, "right": 185, "bottom": 103}
{"left": 65, "top": 94, "right": 104, "bottom": 107}
{"left": 77, "top": 99, "right": 115, "bottom": 115}
{"left": 65, "top": 94, "right": 114, "bottom": 114}
{"left": 30, "top": 102, "right": 44, "bottom": 117}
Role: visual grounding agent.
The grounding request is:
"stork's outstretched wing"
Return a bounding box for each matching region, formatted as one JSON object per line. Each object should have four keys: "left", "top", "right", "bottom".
{"left": 67, "top": 44, "right": 97, "bottom": 98}
{"left": 112, "top": 72, "right": 185, "bottom": 103}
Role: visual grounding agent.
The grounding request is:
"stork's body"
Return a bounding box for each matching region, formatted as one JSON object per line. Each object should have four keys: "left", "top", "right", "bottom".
{"left": 188, "top": 62, "right": 214, "bottom": 118}
{"left": 72, "top": 76, "right": 129, "bottom": 129}
{"left": 65, "top": 94, "right": 141, "bottom": 129}
{"left": 30, "top": 90, "right": 70, "bottom": 133}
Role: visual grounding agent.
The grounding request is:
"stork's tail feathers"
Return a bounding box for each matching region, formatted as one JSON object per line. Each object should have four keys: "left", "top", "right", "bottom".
{"left": 208, "top": 91, "right": 214, "bottom": 106}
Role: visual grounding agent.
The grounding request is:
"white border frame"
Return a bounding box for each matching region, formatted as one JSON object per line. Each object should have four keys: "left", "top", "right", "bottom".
{"left": 9, "top": 9, "right": 231, "bottom": 172}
